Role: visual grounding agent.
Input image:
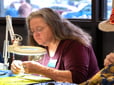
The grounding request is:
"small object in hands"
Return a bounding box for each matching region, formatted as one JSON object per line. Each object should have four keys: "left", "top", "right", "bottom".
{"left": 13, "top": 60, "right": 25, "bottom": 74}
{"left": 23, "top": 65, "right": 26, "bottom": 69}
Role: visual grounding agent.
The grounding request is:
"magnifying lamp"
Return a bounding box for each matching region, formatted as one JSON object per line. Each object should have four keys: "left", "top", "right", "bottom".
{"left": 2, "top": 15, "right": 46, "bottom": 67}
{"left": 98, "top": 0, "right": 114, "bottom": 32}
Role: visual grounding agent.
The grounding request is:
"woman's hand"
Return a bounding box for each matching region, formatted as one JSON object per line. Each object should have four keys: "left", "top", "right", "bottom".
{"left": 104, "top": 52, "right": 114, "bottom": 66}
{"left": 11, "top": 60, "right": 24, "bottom": 74}
{"left": 11, "top": 60, "right": 42, "bottom": 74}
{"left": 22, "top": 61, "right": 42, "bottom": 74}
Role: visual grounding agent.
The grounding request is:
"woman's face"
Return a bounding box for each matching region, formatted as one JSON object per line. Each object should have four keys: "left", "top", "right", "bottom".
{"left": 30, "top": 17, "right": 54, "bottom": 46}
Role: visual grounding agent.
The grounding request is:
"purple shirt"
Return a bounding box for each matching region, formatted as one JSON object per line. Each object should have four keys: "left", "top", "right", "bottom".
{"left": 39, "top": 39, "right": 99, "bottom": 84}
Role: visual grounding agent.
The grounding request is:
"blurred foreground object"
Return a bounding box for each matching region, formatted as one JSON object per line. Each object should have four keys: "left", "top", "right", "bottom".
{"left": 79, "top": 64, "right": 114, "bottom": 85}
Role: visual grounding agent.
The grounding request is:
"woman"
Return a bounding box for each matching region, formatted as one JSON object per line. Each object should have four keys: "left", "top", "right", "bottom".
{"left": 11, "top": 8, "right": 99, "bottom": 84}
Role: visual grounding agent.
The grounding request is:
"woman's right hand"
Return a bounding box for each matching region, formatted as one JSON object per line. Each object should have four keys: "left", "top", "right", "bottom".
{"left": 11, "top": 60, "right": 24, "bottom": 74}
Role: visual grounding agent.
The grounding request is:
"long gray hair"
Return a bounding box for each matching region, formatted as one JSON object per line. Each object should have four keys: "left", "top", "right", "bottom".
{"left": 26, "top": 8, "right": 92, "bottom": 47}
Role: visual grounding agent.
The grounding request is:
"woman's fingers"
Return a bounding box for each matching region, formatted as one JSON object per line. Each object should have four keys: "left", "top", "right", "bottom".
{"left": 11, "top": 60, "right": 24, "bottom": 74}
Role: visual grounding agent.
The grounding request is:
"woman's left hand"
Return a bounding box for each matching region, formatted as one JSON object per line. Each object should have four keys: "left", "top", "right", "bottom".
{"left": 22, "top": 61, "right": 42, "bottom": 74}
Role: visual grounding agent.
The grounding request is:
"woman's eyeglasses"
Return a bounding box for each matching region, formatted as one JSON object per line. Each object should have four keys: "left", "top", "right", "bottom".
{"left": 30, "top": 27, "right": 45, "bottom": 35}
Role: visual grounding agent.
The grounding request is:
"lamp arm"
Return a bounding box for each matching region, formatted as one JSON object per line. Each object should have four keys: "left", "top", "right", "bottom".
{"left": 3, "top": 15, "right": 23, "bottom": 66}
{"left": 6, "top": 16, "right": 15, "bottom": 42}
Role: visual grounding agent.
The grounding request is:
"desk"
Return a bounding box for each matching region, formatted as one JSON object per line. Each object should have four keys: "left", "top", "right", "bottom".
{"left": 0, "top": 70, "right": 51, "bottom": 85}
